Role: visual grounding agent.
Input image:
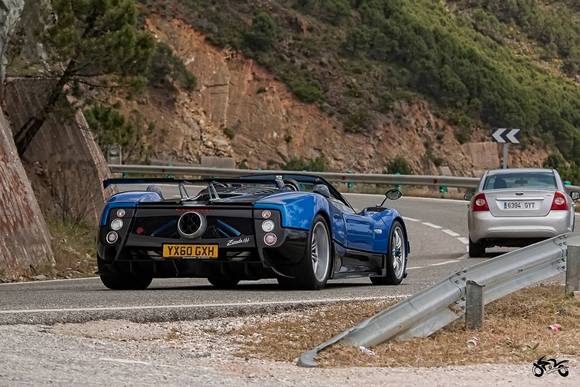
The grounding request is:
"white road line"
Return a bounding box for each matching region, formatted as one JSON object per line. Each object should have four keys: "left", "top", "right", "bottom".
{"left": 403, "top": 196, "right": 468, "bottom": 204}
{"left": 0, "top": 276, "right": 99, "bottom": 286}
{"left": 344, "top": 193, "right": 467, "bottom": 204}
{"left": 457, "top": 237, "right": 469, "bottom": 245}
{"left": 429, "top": 259, "right": 462, "bottom": 267}
{"left": 422, "top": 222, "right": 442, "bottom": 229}
{"left": 403, "top": 216, "right": 420, "bottom": 222}
{"left": 0, "top": 295, "right": 410, "bottom": 315}
{"left": 407, "top": 254, "right": 468, "bottom": 270}
{"left": 442, "top": 229, "right": 460, "bottom": 237}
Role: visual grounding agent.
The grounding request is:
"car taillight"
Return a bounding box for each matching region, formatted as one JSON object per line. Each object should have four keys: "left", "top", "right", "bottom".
{"left": 550, "top": 191, "right": 569, "bottom": 211}
{"left": 472, "top": 193, "right": 489, "bottom": 212}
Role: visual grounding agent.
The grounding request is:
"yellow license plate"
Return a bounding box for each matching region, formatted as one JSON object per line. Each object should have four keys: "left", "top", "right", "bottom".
{"left": 162, "top": 244, "right": 219, "bottom": 259}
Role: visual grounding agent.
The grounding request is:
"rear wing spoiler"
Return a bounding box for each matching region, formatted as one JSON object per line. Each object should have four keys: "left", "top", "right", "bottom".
{"left": 103, "top": 177, "right": 281, "bottom": 189}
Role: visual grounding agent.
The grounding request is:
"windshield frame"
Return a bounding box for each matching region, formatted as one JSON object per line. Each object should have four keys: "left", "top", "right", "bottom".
{"left": 240, "top": 173, "right": 354, "bottom": 210}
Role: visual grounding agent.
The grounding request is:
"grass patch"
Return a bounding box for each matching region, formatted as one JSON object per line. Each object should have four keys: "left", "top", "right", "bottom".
{"left": 233, "top": 284, "right": 579, "bottom": 367}
{"left": 48, "top": 219, "right": 97, "bottom": 279}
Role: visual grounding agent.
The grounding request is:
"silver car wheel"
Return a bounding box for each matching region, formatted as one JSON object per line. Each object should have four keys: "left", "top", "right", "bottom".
{"left": 391, "top": 226, "right": 405, "bottom": 279}
{"left": 311, "top": 221, "right": 330, "bottom": 282}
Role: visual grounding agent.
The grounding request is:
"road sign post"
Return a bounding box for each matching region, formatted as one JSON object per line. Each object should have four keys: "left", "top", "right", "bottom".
{"left": 502, "top": 143, "right": 509, "bottom": 169}
{"left": 492, "top": 128, "right": 520, "bottom": 169}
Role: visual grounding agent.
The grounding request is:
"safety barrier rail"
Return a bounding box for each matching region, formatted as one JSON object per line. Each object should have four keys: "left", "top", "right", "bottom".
{"left": 109, "top": 164, "right": 580, "bottom": 191}
{"left": 298, "top": 233, "right": 580, "bottom": 367}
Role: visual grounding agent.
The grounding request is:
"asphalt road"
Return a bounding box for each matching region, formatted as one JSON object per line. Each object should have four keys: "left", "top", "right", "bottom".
{"left": 0, "top": 193, "right": 481, "bottom": 325}
{"left": 0, "top": 190, "right": 576, "bottom": 385}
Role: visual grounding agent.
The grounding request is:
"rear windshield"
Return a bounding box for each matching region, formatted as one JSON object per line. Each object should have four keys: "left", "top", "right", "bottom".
{"left": 483, "top": 172, "right": 557, "bottom": 190}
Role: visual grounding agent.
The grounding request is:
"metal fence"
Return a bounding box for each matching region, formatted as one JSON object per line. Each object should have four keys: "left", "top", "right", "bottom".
{"left": 109, "top": 164, "right": 580, "bottom": 191}
{"left": 298, "top": 233, "right": 580, "bottom": 367}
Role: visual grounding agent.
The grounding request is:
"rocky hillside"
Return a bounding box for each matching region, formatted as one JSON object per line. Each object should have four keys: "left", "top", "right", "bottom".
{"left": 126, "top": 0, "right": 577, "bottom": 176}
{"left": 112, "top": 14, "right": 548, "bottom": 176}
{"left": 5, "top": 0, "right": 580, "bottom": 178}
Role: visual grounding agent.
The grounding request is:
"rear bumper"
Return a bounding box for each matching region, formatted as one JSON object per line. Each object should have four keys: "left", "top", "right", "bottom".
{"left": 98, "top": 258, "right": 275, "bottom": 280}
{"left": 469, "top": 210, "right": 574, "bottom": 243}
{"left": 97, "top": 228, "right": 309, "bottom": 279}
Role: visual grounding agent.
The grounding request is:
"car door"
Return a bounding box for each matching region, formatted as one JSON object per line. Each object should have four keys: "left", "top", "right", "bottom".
{"left": 343, "top": 210, "right": 375, "bottom": 253}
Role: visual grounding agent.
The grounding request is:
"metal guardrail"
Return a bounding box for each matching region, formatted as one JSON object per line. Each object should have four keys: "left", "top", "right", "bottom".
{"left": 108, "top": 164, "right": 479, "bottom": 187}
{"left": 108, "top": 164, "right": 580, "bottom": 191}
{"left": 298, "top": 233, "right": 580, "bottom": 367}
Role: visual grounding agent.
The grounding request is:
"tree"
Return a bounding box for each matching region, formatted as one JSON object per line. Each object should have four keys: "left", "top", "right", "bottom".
{"left": 242, "top": 12, "right": 277, "bottom": 52}
{"left": 14, "top": 0, "right": 154, "bottom": 156}
{"left": 84, "top": 104, "right": 135, "bottom": 149}
{"left": 298, "top": 0, "right": 351, "bottom": 24}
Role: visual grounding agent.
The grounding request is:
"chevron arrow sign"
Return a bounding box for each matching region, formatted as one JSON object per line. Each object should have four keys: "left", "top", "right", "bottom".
{"left": 492, "top": 128, "right": 520, "bottom": 144}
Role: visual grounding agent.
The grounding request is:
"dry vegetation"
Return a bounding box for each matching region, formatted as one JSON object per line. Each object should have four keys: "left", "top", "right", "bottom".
{"left": 233, "top": 284, "right": 580, "bottom": 367}
{"left": 47, "top": 220, "right": 97, "bottom": 279}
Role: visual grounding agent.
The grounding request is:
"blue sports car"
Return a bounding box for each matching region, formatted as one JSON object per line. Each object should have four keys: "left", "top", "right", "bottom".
{"left": 98, "top": 174, "right": 410, "bottom": 290}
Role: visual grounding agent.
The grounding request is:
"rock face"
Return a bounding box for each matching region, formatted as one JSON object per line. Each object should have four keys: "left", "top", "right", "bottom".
{"left": 144, "top": 16, "right": 548, "bottom": 175}
{"left": 0, "top": 0, "right": 54, "bottom": 279}
{"left": 463, "top": 142, "right": 501, "bottom": 174}
{"left": 4, "top": 78, "right": 110, "bottom": 224}
{"left": 0, "top": 0, "right": 24, "bottom": 85}
{"left": 0, "top": 107, "right": 54, "bottom": 279}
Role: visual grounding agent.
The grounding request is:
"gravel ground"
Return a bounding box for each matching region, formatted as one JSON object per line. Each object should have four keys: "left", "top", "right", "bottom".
{"left": 0, "top": 311, "right": 578, "bottom": 386}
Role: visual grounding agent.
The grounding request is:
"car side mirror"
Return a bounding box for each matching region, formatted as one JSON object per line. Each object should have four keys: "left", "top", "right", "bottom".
{"left": 313, "top": 184, "right": 331, "bottom": 198}
{"left": 464, "top": 191, "right": 474, "bottom": 201}
{"left": 378, "top": 189, "right": 402, "bottom": 207}
{"left": 570, "top": 191, "right": 580, "bottom": 201}
{"left": 385, "top": 189, "right": 402, "bottom": 201}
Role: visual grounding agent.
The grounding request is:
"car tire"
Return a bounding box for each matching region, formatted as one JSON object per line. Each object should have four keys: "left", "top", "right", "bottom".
{"left": 276, "top": 215, "right": 332, "bottom": 290}
{"left": 371, "top": 220, "right": 407, "bottom": 285}
{"left": 99, "top": 272, "right": 153, "bottom": 290}
{"left": 468, "top": 238, "right": 485, "bottom": 257}
{"left": 208, "top": 276, "right": 240, "bottom": 289}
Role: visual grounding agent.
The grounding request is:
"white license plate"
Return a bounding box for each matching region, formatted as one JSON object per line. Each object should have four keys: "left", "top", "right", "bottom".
{"left": 503, "top": 201, "right": 536, "bottom": 210}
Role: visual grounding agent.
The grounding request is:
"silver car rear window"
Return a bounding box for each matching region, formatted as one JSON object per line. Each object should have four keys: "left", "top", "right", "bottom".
{"left": 483, "top": 172, "right": 557, "bottom": 190}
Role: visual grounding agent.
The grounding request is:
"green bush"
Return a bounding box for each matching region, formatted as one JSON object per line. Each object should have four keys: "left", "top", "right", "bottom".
{"left": 289, "top": 79, "right": 323, "bottom": 103}
{"left": 297, "top": 0, "right": 351, "bottom": 24}
{"left": 543, "top": 152, "right": 580, "bottom": 184}
{"left": 147, "top": 42, "right": 197, "bottom": 90}
{"left": 242, "top": 12, "right": 277, "bottom": 52}
{"left": 453, "top": 127, "right": 471, "bottom": 144}
{"left": 283, "top": 156, "right": 327, "bottom": 172}
{"left": 223, "top": 127, "right": 235, "bottom": 139}
{"left": 386, "top": 156, "right": 412, "bottom": 175}
{"left": 344, "top": 110, "right": 372, "bottom": 133}
{"left": 85, "top": 105, "right": 136, "bottom": 149}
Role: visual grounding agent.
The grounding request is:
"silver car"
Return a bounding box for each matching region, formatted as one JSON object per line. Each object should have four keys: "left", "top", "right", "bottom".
{"left": 467, "top": 168, "right": 579, "bottom": 257}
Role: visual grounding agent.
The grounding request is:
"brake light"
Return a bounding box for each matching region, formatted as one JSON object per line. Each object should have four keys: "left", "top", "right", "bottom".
{"left": 472, "top": 193, "right": 489, "bottom": 212}
{"left": 551, "top": 191, "right": 569, "bottom": 211}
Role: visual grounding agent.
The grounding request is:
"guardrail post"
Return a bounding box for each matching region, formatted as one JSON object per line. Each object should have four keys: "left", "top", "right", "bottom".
{"left": 566, "top": 244, "right": 580, "bottom": 294}
{"left": 465, "top": 280, "right": 484, "bottom": 330}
